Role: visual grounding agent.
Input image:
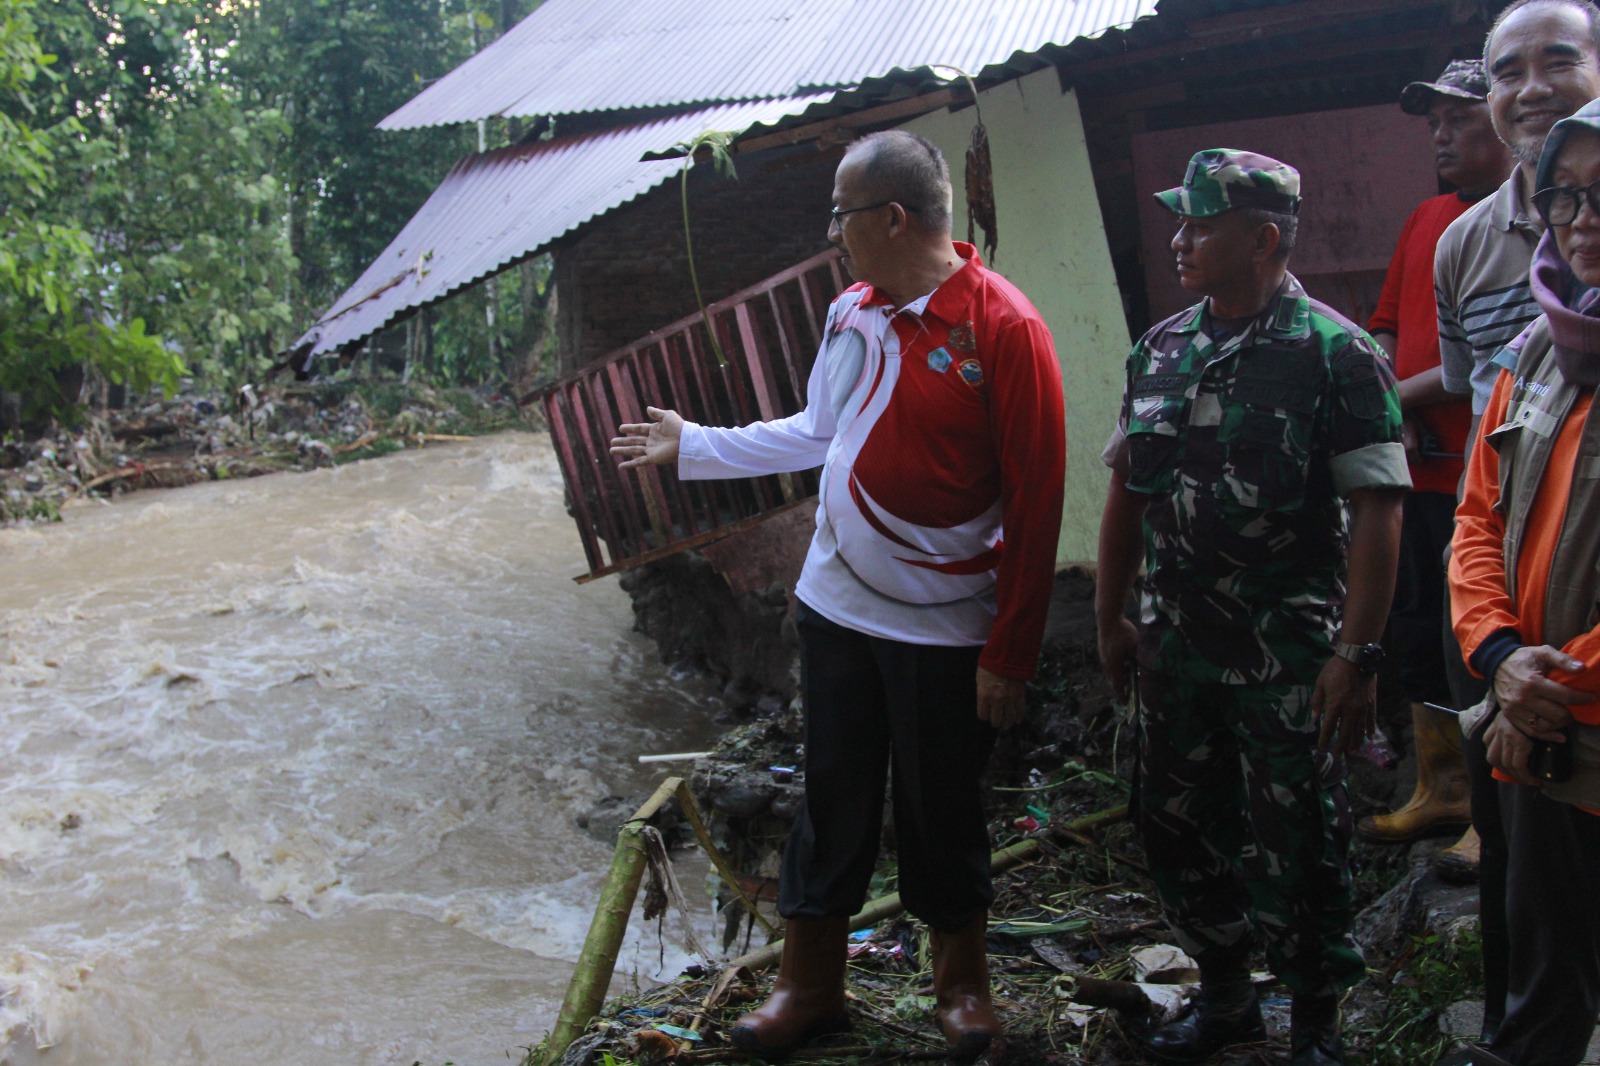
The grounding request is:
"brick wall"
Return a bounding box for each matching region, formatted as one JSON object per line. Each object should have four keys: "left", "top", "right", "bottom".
{"left": 553, "top": 144, "right": 841, "bottom": 372}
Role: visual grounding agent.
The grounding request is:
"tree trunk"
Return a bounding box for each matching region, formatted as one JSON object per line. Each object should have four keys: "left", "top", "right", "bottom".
{"left": 403, "top": 316, "right": 418, "bottom": 383}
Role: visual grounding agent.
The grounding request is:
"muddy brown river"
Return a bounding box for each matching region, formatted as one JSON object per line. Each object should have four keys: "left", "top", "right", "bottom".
{"left": 0, "top": 431, "right": 723, "bottom": 1064}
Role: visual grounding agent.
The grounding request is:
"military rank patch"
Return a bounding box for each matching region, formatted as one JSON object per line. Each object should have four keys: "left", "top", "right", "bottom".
{"left": 948, "top": 321, "right": 977, "bottom": 352}
{"left": 927, "top": 347, "right": 953, "bottom": 373}
{"left": 959, "top": 359, "right": 984, "bottom": 386}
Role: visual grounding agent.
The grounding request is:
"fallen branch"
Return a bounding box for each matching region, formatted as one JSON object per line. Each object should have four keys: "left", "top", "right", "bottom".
{"left": 334, "top": 431, "right": 380, "bottom": 454}
{"left": 77, "top": 461, "right": 197, "bottom": 494}
{"left": 78, "top": 465, "right": 147, "bottom": 492}
{"left": 684, "top": 1046, "right": 952, "bottom": 1063}
{"left": 1049, "top": 825, "right": 1147, "bottom": 873}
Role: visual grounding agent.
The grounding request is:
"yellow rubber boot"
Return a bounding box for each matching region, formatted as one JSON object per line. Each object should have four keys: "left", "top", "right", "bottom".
{"left": 1433, "top": 826, "right": 1482, "bottom": 884}
{"left": 1357, "top": 702, "right": 1472, "bottom": 843}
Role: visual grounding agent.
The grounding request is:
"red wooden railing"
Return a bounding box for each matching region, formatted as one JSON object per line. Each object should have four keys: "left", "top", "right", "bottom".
{"left": 540, "top": 248, "right": 847, "bottom": 582}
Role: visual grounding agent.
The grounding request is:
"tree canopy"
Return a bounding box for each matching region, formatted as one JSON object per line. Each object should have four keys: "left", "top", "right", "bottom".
{"left": 1, "top": 0, "right": 545, "bottom": 426}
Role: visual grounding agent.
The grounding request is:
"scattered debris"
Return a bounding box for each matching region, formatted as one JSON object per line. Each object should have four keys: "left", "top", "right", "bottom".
{"left": 531, "top": 568, "right": 1495, "bottom": 1065}
{"left": 1, "top": 382, "right": 529, "bottom": 525}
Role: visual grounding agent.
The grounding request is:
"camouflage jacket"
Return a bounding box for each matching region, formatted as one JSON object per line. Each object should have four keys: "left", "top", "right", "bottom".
{"left": 1110, "top": 275, "right": 1409, "bottom": 684}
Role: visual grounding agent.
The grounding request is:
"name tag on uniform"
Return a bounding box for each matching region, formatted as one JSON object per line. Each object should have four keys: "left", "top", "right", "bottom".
{"left": 1134, "top": 373, "right": 1186, "bottom": 397}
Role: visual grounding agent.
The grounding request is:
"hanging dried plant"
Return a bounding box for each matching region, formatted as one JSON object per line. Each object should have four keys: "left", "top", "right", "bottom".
{"left": 931, "top": 66, "right": 997, "bottom": 263}
{"left": 671, "top": 129, "right": 739, "bottom": 365}
{"left": 966, "top": 119, "right": 997, "bottom": 262}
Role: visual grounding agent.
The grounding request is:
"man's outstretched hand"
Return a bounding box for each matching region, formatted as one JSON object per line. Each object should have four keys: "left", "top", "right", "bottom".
{"left": 611, "top": 407, "right": 684, "bottom": 469}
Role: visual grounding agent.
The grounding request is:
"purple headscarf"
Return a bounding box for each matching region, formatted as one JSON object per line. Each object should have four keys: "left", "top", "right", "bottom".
{"left": 1530, "top": 98, "right": 1600, "bottom": 385}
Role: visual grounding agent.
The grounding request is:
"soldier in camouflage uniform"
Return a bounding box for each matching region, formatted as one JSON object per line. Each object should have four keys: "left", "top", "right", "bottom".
{"left": 1095, "top": 150, "right": 1410, "bottom": 1066}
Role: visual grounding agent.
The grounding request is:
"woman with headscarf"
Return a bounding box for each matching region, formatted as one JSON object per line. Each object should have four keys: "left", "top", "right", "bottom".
{"left": 1449, "top": 95, "right": 1600, "bottom": 1066}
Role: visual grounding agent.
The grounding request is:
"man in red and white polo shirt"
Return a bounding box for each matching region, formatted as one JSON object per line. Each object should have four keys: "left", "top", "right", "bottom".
{"left": 612, "top": 129, "right": 1065, "bottom": 1059}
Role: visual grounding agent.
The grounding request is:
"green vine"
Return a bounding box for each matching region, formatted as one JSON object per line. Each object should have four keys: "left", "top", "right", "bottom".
{"left": 672, "top": 130, "right": 739, "bottom": 365}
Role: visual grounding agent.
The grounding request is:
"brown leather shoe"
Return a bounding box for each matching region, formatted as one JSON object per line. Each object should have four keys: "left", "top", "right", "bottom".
{"left": 930, "top": 916, "right": 1001, "bottom": 1058}
{"left": 729, "top": 915, "right": 851, "bottom": 1058}
{"left": 1358, "top": 702, "right": 1472, "bottom": 844}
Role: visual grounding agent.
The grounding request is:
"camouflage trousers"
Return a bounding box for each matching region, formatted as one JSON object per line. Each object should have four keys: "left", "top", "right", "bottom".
{"left": 1135, "top": 672, "right": 1365, "bottom": 995}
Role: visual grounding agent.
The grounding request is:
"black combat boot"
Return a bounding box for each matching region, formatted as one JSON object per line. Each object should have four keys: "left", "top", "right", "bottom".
{"left": 1289, "top": 992, "right": 1345, "bottom": 1065}
{"left": 1142, "top": 952, "right": 1264, "bottom": 1064}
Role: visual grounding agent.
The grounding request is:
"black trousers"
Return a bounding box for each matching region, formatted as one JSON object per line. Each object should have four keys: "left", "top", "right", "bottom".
{"left": 1465, "top": 729, "right": 1509, "bottom": 1045}
{"left": 1480, "top": 780, "right": 1600, "bottom": 1066}
{"left": 1389, "top": 491, "right": 1458, "bottom": 704}
{"left": 1447, "top": 591, "right": 1505, "bottom": 1045}
{"left": 778, "top": 601, "right": 998, "bottom": 931}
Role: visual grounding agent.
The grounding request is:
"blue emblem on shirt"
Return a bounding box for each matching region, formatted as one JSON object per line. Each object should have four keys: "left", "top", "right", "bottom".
{"left": 959, "top": 358, "right": 984, "bottom": 386}
{"left": 927, "top": 347, "right": 952, "bottom": 373}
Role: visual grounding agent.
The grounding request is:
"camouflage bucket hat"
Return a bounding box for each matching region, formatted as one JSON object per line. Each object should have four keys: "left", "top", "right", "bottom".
{"left": 1400, "top": 58, "right": 1490, "bottom": 116}
{"left": 1155, "top": 149, "right": 1302, "bottom": 218}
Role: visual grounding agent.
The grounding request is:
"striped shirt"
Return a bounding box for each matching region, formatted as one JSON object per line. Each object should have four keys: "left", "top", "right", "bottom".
{"left": 1435, "top": 171, "right": 1542, "bottom": 414}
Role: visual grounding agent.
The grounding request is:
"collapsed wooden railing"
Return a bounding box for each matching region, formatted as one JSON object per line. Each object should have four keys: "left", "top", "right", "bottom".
{"left": 537, "top": 249, "right": 846, "bottom": 583}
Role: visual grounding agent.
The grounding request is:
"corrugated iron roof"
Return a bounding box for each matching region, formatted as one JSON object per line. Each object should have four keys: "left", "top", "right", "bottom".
{"left": 294, "top": 98, "right": 827, "bottom": 360}
{"left": 795, "top": 0, "right": 1155, "bottom": 90}
{"left": 379, "top": 0, "right": 1155, "bottom": 129}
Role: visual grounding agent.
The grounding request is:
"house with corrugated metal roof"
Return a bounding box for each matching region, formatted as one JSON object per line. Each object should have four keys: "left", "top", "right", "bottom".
{"left": 293, "top": 0, "right": 1154, "bottom": 574}
{"left": 300, "top": 0, "right": 1513, "bottom": 698}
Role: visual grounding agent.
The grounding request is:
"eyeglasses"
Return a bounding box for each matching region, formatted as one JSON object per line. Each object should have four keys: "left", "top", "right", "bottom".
{"left": 829, "top": 200, "right": 895, "bottom": 224}
{"left": 1532, "top": 178, "right": 1600, "bottom": 226}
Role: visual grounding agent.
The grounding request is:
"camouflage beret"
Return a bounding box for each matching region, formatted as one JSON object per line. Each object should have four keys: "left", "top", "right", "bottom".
{"left": 1400, "top": 58, "right": 1490, "bottom": 116}
{"left": 1155, "top": 149, "right": 1302, "bottom": 218}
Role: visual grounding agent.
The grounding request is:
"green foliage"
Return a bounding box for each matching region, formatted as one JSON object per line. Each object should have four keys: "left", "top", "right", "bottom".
{"left": 228, "top": 0, "right": 478, "bottom": 320}
{"left": 0, "top": 490, "right": 61, "bottom": 525}
{"left": 1355, "top": 924, "right": 1484, "bottom": 1065}
{"left": 93, "top": 88, "right": 298, "bottom": 389}
{"left": 0, "top": 0, "right": 185, "bottom": 423}
{"left": 1, "top": 0, "right": 550, "bottom": 423}
{"left": 428, "top": 257, "right": 553, "bottom": 386}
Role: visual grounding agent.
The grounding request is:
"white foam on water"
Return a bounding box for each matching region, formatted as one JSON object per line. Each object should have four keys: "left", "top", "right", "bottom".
{"left": 0, "top": 433, "right": 726, "bottom": 1064}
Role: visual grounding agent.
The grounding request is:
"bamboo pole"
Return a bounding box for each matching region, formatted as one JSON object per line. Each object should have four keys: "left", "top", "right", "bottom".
{"left": 539, "top": 777, "right": 684, "bottom": 1066}
{"left": 672, "top": 780, "right": 779, "bottom": 938}
{"left": 539, "top": 793, "right": 1129, "bottom": 1064}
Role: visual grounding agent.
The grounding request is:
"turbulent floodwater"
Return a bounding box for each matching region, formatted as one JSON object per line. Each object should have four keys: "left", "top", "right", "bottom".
{"left": 0, "top": 431, "right": 724, "bottom": 1065}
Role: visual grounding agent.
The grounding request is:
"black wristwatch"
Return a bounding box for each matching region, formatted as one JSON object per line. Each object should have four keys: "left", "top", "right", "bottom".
{"left": 1334, "top": 641, "right": 1386, "bottom": 675}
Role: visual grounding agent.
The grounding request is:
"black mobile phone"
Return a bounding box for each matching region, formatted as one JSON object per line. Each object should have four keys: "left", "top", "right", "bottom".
{"left": 1530, "top": 734, "right": 1574, "bottom": 784}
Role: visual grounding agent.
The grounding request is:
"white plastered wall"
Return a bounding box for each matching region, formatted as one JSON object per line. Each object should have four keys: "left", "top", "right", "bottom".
{"left": 900, "top": 66, "right": 1130, "bottom": 563}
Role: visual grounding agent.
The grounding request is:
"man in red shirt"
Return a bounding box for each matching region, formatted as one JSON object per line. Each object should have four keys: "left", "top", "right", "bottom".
{"left": 1359, "top": 59, "right": 1514, "bottom": 879}
{"left": 613, "top": 130, "right": 1065, "bottom": 1059}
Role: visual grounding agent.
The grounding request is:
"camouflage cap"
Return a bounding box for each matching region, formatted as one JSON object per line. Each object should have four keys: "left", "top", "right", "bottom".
{"left": 1155, "top": 149, "right": 1301, "bottom": 218}
{"left": 1399, "top": 58, "right": 1489, "bottom": 116}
